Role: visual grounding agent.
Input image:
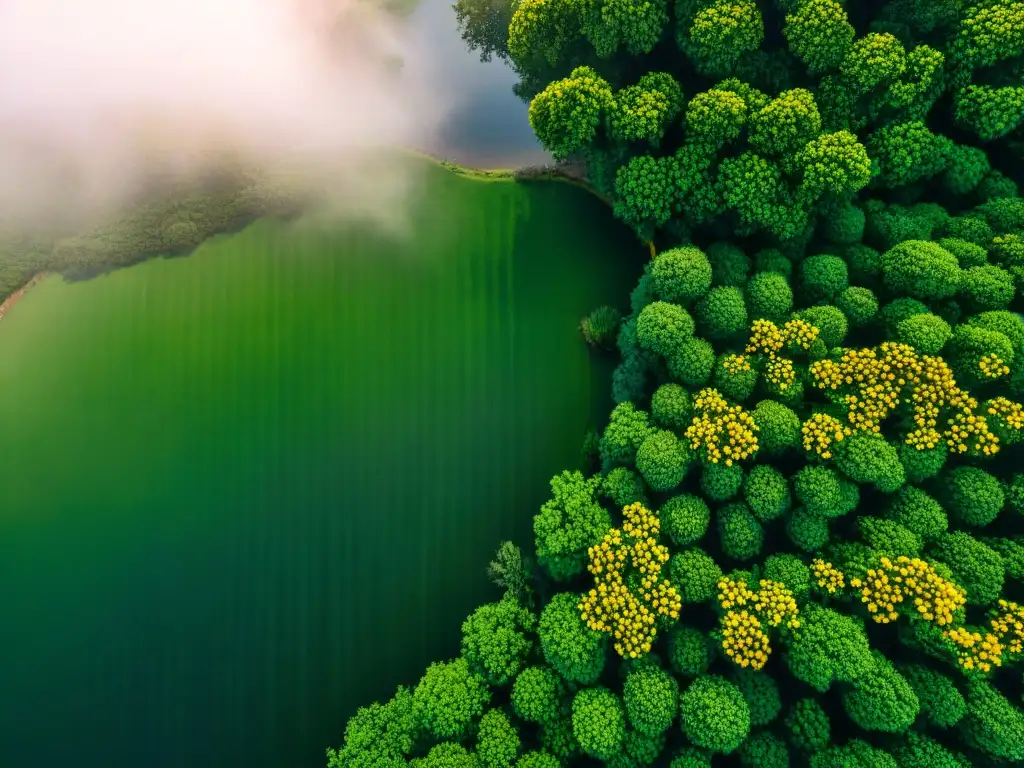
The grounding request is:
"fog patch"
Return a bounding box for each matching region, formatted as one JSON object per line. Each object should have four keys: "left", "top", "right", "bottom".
{"left": 0, "top": 0, "right": 454, "bottom": 237}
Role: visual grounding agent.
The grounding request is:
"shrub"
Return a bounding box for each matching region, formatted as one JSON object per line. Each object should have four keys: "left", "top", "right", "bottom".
{"left": 668, "top": 626, "right": 713, "bottom": 677}
{"left": 784, "top": 605, "right": 874, "bottom": 692}
{"left": 718, "top": 502, "right": 765, "bottom": 560}
{"left": 712, "top": 352, "right": 759, "bottom": 401}
{"left": 534, "top": 471, "right": 611, "bottom": 580}
{"left": 841, "top": 654, "right": 920, "bottom": 733}
{"left": 600, "top": 403, "right": 654, "bottom": 470}
{"left": 751, "top": 399, "right": 801, "bottom": 455}
{"left": 900, "top": 664, "right": 966, "bottom": 729}
{"left": 538, "top": 593, "right": 606, "bottom": 685}
{"left": 944, "top": 466, "right": 1004, "bottom": 528}
{"left": 733, "top": 668, "right": 781, "bottom": 728}
{"left": 786, "top": 506, "right": 830, "bottom": 551}
{"left": 669, "top": 337, "right": 717, "bottom": 386}
{"left": 514, "top": 753, "right": 560, "bottom": 768}
{"left": 743, "top": 465, "right": 791, "bottom": 522}
{"left": 461, "top": 598, "right": 535, "bottom": 686}
{"left": 800, "top": 254, "right": 849, "bottom": 301}
{"left": 602, "top": 466, "right": 647, "bottom": 507}
{"left": 580, "top": 305, "right": 622, "bottom": 348}
{"left": 476, "top": 710, "right": 520, "bottom": 768}
{"left": 754, "top": 248, "right": 792, "bottom": 277}
{"left": 746, "top": 271, "right": 793, "bottom": 320}
{"left": 412, "top": 658, "right": 490, "bottom": 741}
{"left": 960, "top": 679, "right": 1024, "bottom": 762}
{"left": 669, "top": 548, "right": 723, "bottom": 604}
{"left": 696, "top": 286, "right": 748, "bottom": 338}
{"left": 637, "top": 301, "right": 695, "bottom": 357}
{"left": 763, "top": 553, "right": 810, "bottom": 598}
{"left": 960, "top": 264, "right": 1016, "bottom": 310}
{"left": 896, "top": 312, "right": 952, "bottom": 354}
{"left": 793, "top": 465, "right": 857, "bottom": 518}
{"left": 859, "top": 517, "right": 923, "bottom": 557}
{"left": 701, "top": 461, "right": 744, "bottom": 501}
{"left": 661, "top": 494, "right": 711, "bottom": 547}
{"left": 836, "top": 286, "right": 878, "bottom": 327}
{"left": 624, "top": 665, "right": 679, "bottom": 737}
{"left": 885, "top": 486, "right": 948, "bottom": 541}
{"left": 738, "top": 731, "right": 789, "bottom": 768}
{"left": 835, "top": 432, "right": 905, "bottom": 493}
{"left": 881, "top": 240, "right": 961, "bottom": 300}
{"left": 931, "top": 532, "right": 1004, "bottom": 605}
{"left": 679, "top": 676, "right": 751, "bottom": 755}
{"left": 898, "top": 443, "right": 948, "bottom": 483}
{"left": 636, "top": 429, "right": 691, "bottom": 491}
{"left": 572, "top": 688, "right": 625, "bottom": 761}
{"left": 651, "top": 247, "right": 713, "bottom": 303}
{"left": 891, "top": 732, "right": 969, "bottom": 768}
{"left": 708, "top": 242, "right": 752, "bottom": 287}
{"left": 416, "top": 742, "right": 478, "bottom": 768}
{"left": 651, "top": 383, "right": 692, "bottom": 429}
{"left": 797, "top": 305, "right": 848, "bottom": 347}
{"left": 783, "top": 698, "right": 829, "bottom": 752}
{"left": 511, "top": 666, "right": 562, "bottom": 725}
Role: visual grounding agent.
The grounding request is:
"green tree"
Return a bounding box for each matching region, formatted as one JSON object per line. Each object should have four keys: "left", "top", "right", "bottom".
{"left": 783, "top": 0, "right": 854, "bottom": 73}
{"left": 461, "top": 598, "right": 536, "bottom": 686}
{"left": 534, "top": 470, "right": 611, "bottom": 580}
{"left": 477, "top": 709, "right": 520, "bottom": 768}
{"left": 413, "top": 658, "right": 490, "bottom": 741}
{"left": 624, "top": 665, "right": 679, "bottom": 736}
{"left": 538, "top": 592, "right": 606, "bottom": 685}
{"left": 572, "top": 687, "right": 626, "bottom": 760}
{"left": 528, "top": 67, "right": 614, "bottom": 160}
{"left": 511, "top": 666, "right": 563, "bottom": 724}
{"left": 679, "top": 675, "right": 751, "bottom": 755}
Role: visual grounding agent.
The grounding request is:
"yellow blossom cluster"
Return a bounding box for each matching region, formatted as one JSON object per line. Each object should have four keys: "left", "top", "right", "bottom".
{"left": 978, "top": 353, "right": 1010, "bottom": 379}
{"left": 801, "top": 412, "right": 850, "bottom": 459}
{"left": 989, "top": 600, "right": 1024, "bottom": 657}
{"left": 722, "top": 354, "right": 751, "bottom": 375}
{"left": 943, "top": 600, "right": 1024, "bottom": 674}
{"left": 717, "top": 576, "right": 755, "bottom": 610}
{"left": 716, "top": 578, "right": 801, "bottom": 669}
{"left": 782, "top": 318, "right": 820, "bottom": 350}
{"left": 578, "top": 503, "right": 681, "bottom": 659}
{"left": 746, "top": 319, "right": 784, "bottom": 355}
{"left": 858, "top": 556, "right": 966, "bottom": 626}
{"left": 752, "top": 580, "right": 801, "bottom": 629}
{"left": 685, "top": 388, "right": 759, "bottom": 466}
{"left": 807, "top": 341, "right": 1021, "bottom": 456}
{"left": 945, "top": 627, "right": 1005, "bottom": 674}
{"left": 811, "top": 559, "right": 845, "bottom": 594}
{"left": 764, "top": 354, "right": 796, "bottom": 392}
{"left": 986, "top": 397, "right": 1024, "bottom": 432}
{"left": 720, "top": 610, "right": 771, "bottom": 669}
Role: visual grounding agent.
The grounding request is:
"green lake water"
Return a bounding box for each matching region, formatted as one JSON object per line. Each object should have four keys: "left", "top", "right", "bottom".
{"left": 0, "top": 162, "right": 643, "bottom": 768}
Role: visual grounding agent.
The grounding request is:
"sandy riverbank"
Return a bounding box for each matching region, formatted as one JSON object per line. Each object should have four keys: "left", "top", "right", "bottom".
{"left": 0, "top": 272, "right": 44, "bottom": 321}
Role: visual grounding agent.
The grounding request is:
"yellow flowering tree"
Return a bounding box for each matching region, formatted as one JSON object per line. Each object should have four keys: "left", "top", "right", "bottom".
{"left": 578, "top": 502, "right": 681, "bottom": 658}
{"left": 714, "top": 576, "right": 801, "bottom": 670}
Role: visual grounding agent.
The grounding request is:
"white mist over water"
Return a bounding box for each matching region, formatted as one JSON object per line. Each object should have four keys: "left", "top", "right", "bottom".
{"left": 0, "top": 0, "right": 458, "bottom": 232}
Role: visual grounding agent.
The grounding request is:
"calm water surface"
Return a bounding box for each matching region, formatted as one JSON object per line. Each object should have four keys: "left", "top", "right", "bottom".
{"left": 411, "top": 0, "right": 548, "bottom": 168}
{"left": 0, "top": 160, "right": 641, "bottom": 767}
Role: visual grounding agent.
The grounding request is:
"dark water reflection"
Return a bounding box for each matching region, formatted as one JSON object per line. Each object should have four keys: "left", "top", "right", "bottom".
{"left": 409, "top": 0, "right": 550, "bottom": 168}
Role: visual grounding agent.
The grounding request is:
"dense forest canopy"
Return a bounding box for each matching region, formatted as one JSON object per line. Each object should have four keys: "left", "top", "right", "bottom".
{"left": 330, "top": 0, "right": 1024, "bottom": 766}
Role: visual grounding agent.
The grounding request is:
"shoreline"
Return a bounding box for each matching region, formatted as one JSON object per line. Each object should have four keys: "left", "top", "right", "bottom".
{"left": 0, "top": 272, "right": 45, "bottom": 322}
{"left": 0, "top": 151, "right": 654, "bottom": 306}
{"left": 409, "top": 150, "right": 655, "bottom": 256}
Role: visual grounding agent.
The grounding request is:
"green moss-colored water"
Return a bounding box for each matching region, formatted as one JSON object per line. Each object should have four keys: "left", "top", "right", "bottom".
{"left": 0, "top": 162, "right": 643, "bottom": 768}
